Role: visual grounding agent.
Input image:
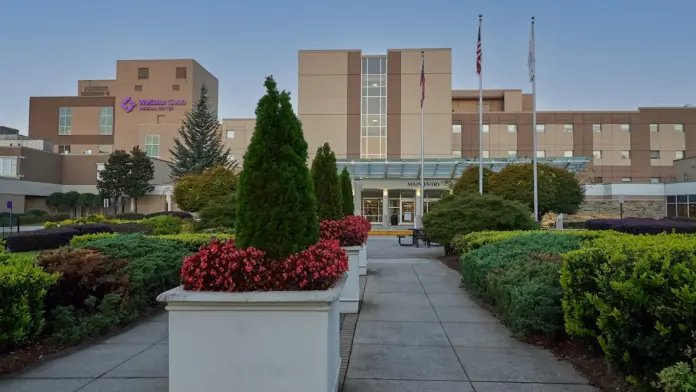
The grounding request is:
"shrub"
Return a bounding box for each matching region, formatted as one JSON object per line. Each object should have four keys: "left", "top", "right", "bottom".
{"left": 561, "top": 233, "right": 696, "bottom": 382}
{"left": 422, "top": 193, "right": 538, "bottom": 248}
{"left": 85, "top": 214, "right": 106, "bottom": 223}
{"left": 61, "top": 223, "right": 114, "bottom": 236}
{"left": 461, "top": 232, "right": 584, "bottom": 336}
{"left": 173, "top": 166, "right": 238, "bottom": 213}
{"left": 585, "top": 217, "right": 696, "bottom": 234}
{"left": 653, "top": 360, "right": 696, "bottom": 392}
{"left": 157, "top": 233, "right": 234, "bottom": 252}
{"left": 37, "top": 248, "right": 128, "bottom": 313}
{"left": 235, "top": 76, "right": 319, "bottom": 261}
{"left": 4, "top": 227, "right": 79, "bottom": 252}
{"left": 143, "top": 215, "right": 182, "bottom": 235}
{"left": 70, "top": 232, "right": 118, "bottom": 247}
{"left": 452, "top": 231, "right": 532, "bottom": 254}
{"left": 0, "top": 258, "right": 59, "bottom": 349}
{"left": 44, "top": 221, "right": 58, "bottom": 229}
{"left": 143, "top": 211, "right": 193, "bottom": 220}
{"left": 0, "top": 213, "right": 69, "bottom": 226}
{"left": 107, "top": 222, "right": 152, "bottom": 234}
{"left": 452, "top": 165, "right": 494, "bottom": 195}
{"left": 181, "top": 239, "right": 348, "bottom": 292}
{"left": 197, "top": 193, "right": 236, "bottom": 230}
{"left": 115, "top": 212, "right": 145, "bottom": 220}
{"left": 200, "top": 226, "right": 235, "bottom": 234}
{"left": 320, "top": 215, "right": 371, "bottom": 246}
{"left": 25, "top": 210, "right": 48, "bottom": 216}
{"left": 311, "top": 143, "right": 343, "bottom": 221}
{"left": 340, "top": 168, "right": 354, "bottom": 217}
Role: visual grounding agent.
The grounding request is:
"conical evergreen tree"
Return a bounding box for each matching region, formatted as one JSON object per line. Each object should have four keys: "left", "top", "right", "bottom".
{"left": 235, "top": 76, "right": 319, "bottom": 260}
{"left": 340, "top": 168, "right": 354, "bottom": 216}
{"left": 311, "top": 143, "right": 343, "bottom": 221}
{"left": 169, "top": 85, "right": 232, "bottom": 179}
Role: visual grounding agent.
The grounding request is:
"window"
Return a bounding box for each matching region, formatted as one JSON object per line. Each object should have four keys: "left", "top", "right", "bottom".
{"left": 650, "top": 177, "right": 661, "bottom": 184}
{"left": 83, "top": 149, "right": 93, "bottom": 155}
{"left": 360, "top": 56, "right": 387, "bottom": 159}
{"left": 0, "top": 157, "right": 18, "bottom": 177}
{"left": 482, "top": 125, "right": 489, "bottom": 133}
{"left": 650, "top": 124, "right": 659, "bottom": 132}
{"left": 621, "top": 150, "right": 631, "bottom": 160}
{"left": 99, "top": 107, "right": 113, "bottom": 135}
{"left": 507, "top": 124, "right": 517, "bottom": 133}
{"left": 58, "top": 107, "right": 72, "bottom": 135}
{"left": 536, "top": 124, "right": 545, "bottom": 133}
{"left": 564, "top": 124, "right": 573, "bottom": 133}
{"left": 592, "top": 124, "right": 602, "bottom": 132}
{"left": 676, "top": 151, "right": 685, "bottom": 160}
{"left": 172, "top": 84, "right": 180, "bottom": 91}
{"left": 58, "top": 145, "right": 71, "bottom": 154}
{"left": 650, "top": 150, "right": 660, "bottom": 159}
{"left": 621, "top": 124, "right": 631, "bottom": 132}
{"left": 144, "top": 134, "right": 160, "bottom": 158}
{"left": 452, "top": 150, "right": 462, "bottom": 158}
{"left": 157, "top": 115, "right": 165, "bottom": 124}
{"left": 593, "top": 150, "right": 603, "bottom": 159}
{"left": 536, "top": 150, "right": 545, "bottom": 158}
{"left": 621, "top": 177, "right": 632, "bottom": 183}
{"left": 676, "top": 124, "right": 684, "bottom": 132}
{"left": 666, "top": 194, "right": 696, "bottom": 218}
{"left": 98, "top": 144, "right": 113, "bottom": 154}
{"left": 176, "top": 67, "right": 187, "bottom": 79}
{"left": 226, "top": 130, "right": 235, "bottom": 139}
{"left": 452, "top": 124, "right": 462, "bottom": 134}
{"left": 96, "top": 163, "right": 105, "bottom": 181}
{"left": 138, "top": 68, "right": 149, "bottom": 79}
{"left": 482, "top": 150, "right": 489, "bottom": 158}
{"left": 507, "top": 150, "right": 517, "bottom": 158}
{"left": 135, "top": 85, "right": 143, "bottom": 92}
{"left": 564, "top": 150, "right": 573, "bottom": 158}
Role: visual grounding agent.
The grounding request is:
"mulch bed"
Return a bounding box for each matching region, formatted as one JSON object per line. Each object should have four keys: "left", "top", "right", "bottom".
{"left": 437, "top": 253, "right": 635, "bottom": 392}
{"left": 0, "top": 305, "right": 163, "bottom": 377}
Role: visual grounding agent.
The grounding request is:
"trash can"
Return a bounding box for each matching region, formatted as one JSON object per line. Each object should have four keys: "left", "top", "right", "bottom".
{"left": 391, "top": 215, "right": 398, "bottom": 226}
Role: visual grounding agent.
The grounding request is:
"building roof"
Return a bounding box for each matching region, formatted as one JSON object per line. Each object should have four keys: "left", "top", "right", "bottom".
{"left": 336, "top": 157, "right": 592, "bottom": 179}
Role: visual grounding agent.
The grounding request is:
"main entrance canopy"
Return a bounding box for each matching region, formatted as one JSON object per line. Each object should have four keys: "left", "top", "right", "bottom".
{"left": 336, "top": 157, "right": 592, "bottom": 179}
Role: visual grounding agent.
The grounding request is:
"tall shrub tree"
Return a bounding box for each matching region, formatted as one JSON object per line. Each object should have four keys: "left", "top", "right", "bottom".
{"left": 97, "top": 150, "right": 131, "bottom": 215}
{"left": 63, "top": 191, "right": 80, "bottom": 217}
{"left": 169, "top": 85, "right": 233, "bottom": 179}
{"left": 235, "top": 76, "right": 319, "bottom": 260}
{"left": 46, "top": 192, "right": 64, "bottom": 214}
{"left": 124, "top": 146, "right": 155, "bottom": 213}
{"left": 77, "top": 193, "right": 98, "bottom": 216}
{"left": 453, "top": 166, "right": 494, "bottom": 195}
{"left": 311, "top": 143, "right": 342, "bottom": 220}
{"left": 340, "top": 168, "right": 354, "bottom": 216}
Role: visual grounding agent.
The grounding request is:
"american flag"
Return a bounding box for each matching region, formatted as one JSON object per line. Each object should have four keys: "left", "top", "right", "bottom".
{"left": 420, "top": 53, "right": 425, "bottom": 108}
{"left": 476, "top": 19, "right": 482, "bottom": 75}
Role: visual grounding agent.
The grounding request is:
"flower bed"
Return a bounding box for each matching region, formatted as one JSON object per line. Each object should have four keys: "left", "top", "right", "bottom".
{"left": 320, "top": 215, "right": 370, "bottom": 246}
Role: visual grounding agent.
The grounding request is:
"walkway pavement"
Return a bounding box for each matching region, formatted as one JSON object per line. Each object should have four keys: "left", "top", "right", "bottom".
{"left": 0, "top": 237, "right": 597, "bottom": 392}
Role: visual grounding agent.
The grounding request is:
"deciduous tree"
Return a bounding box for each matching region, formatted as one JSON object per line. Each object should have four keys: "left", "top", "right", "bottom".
{"left": 124, "top": 146, "right": 155, "bottom": 213}
{"left": 97, "top": 150, "right": 131, "bottom": 215}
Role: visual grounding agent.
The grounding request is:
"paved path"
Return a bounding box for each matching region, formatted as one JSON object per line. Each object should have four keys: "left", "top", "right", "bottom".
{"left": 342, "top": 237, "right": 597, "bottom": 392}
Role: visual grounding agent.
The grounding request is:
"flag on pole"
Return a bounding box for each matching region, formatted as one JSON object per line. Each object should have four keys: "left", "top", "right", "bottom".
{"left": 476, "top": 19, "right": 482, "bottom": 75}
{"left": 528, "top": 18, "right": 535, "bottom": 83}
{"left": 420, "top": 53, "right": 425, "bottom": 108}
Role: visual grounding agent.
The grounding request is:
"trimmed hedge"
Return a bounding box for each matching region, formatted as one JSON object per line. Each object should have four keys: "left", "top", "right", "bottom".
{"left": 156, "top": 233, "right": 235, "bottom": 252}
{"left": 585, "top": 217, "right": 696, "bottom": 234}
{"left": 143, "top": 211, "right": 193, "bottom": 220}
{"left": 4, "top": 228, "right": 79, "bottom": 252}
{"left": 61, "top": 223, "right": 113, "bottom": 236}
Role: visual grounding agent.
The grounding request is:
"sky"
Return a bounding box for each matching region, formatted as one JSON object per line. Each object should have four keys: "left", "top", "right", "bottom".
{"left": 0, "top": 0, "right": 694, "bottom": 134}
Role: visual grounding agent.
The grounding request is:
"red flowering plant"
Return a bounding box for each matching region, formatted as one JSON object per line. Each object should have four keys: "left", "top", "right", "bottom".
{"left": 320, "top": 215, "right": 371, "bottom": 247}
{"left": 181, "top": 238, "right": 349, "bottom": 292}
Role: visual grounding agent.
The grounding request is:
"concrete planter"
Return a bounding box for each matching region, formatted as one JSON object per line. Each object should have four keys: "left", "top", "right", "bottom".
{"left": 358, "top": 242, "right": 367, "bottom": 276}
{"left": 339, "top": 246, "right": 361, "bottom": 313}
{"left": 157, "top": 275, "right": 346, "bottom": 392}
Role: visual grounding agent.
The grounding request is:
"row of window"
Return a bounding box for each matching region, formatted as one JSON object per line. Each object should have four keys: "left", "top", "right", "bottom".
{"left": 58, "top": 145, "right": 113, "bottom": 155}
{"left": 450, "top": 149, "right": 686, "bottom": 161}
{"left": 58, "top": 107, "right": 113, "bottom": 135}
{"left": 134, "top": 84, "right": 181, "bottom": 92}
{"left": 138, "top": 67, "right": 187, "bottom": 80}
{"left": 452, "top": 123, "right": 686, "bottom": 134}
{"left": 54, "top": 136, "right": 159, "bottom": 158}
{"left": 0, "top": 157, "right": 18, "bottom": 178}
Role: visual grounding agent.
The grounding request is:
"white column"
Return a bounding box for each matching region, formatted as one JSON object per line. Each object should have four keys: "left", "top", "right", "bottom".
{"left": 129, "top": 197, "right": 135, "bottom": 213}
{"left": 166, "top": 194, "right": 173, "bottom": 211}
{"left": 382, "top": 188, "right": 389, "bottom": 227}
{"left": 353, "top": 178, "right": 363, "bottom": 216}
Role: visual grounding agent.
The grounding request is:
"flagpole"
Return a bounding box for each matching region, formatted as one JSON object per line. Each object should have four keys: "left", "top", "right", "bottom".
{"left": 418, "top": 51, "right": 425, "bottom": 229}
{"left": 478, "top": 14, "right": 484, "bottom": 194}
{"left": 530, "top": 16, "right": 539, "bottom": 221}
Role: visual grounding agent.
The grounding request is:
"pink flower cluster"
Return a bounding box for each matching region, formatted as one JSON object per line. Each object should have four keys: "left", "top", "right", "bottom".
{"left": 320, "top": 215, "right": 371, "bottom": 247}
{"left": 181, "top": 239, "right": 349, "bottom": 292}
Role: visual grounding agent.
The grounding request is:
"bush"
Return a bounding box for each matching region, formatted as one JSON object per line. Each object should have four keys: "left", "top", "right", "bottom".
{"left": 461, "top": 232, "right": 584, "bottom": 336}
{"left": 70, "top": 233, "right": 118, "bottom": 247}
{"left": 143, "top": 211, "right": 193, "bottom": 220}
{"left": 25, "top": 210, "right": 48, "bottom": 216}
{"left": 452, "top": 231, "right": 532, "bottom": 254}
{"left": 422, "top": 193, "right": 538, "bottom": 248}
{"left": 115, "top": 212, "right": 145, "bottom": 220}
{"left": 107, "top": 222, "right": 152, "bottom": 234}
{"left": 311, "top": 143, "right": 343, "bottom": 221}
{"left": 452, "top": 165, "right": 494, "bottom": 195}
{"left": 561, "top": 233, "right": 696, "bottom": 382}
{"left": 142, "top": 215, "right": 182, "bottom": 235}
{"left": 197, "top": 193, "right": 236, "bottom": 230}
{"left": 320, "top": 215, "right": 371, "bottom": 246}
{"left": 585, "top": 217, "right": 696, "bottom": 234}
{"left": 182, "top": 239, "right": 348, "bottom": 292}
{"left": 0, "top": 256, "right": 59, "bottom": 349}
{"left": 0, "top": 213, "right": 70, "bottom": 226}
{"left": 340, "top": 168, "right": 354, "bottom": 217}
{"left": 5, "top": 227, "right": 79, "bottom": 252}
{"left": 156, "top": 233, "right": 234, "bottom": 252}
{"left": 37, "top": 248, "right": 128, "bottom": 313}
{"left": 653, "top": 360, "right": 696, "bottom": 392}
{"left": 61, "top": 223, "right": 113, "bottom": 236}
{"left": 44, "top": 221, "right": 58, "bottom": 229}
{"left": 173, "top": 166, "right": 238, "bottom": 213}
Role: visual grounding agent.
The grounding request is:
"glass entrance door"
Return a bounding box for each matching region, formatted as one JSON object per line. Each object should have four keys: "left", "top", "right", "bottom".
{"left": 401, "top": 200, "right": 415, "bottom": 224}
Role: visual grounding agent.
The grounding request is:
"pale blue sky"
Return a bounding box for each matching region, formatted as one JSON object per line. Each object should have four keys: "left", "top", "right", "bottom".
{"left": 0, "top": 0, "right": 694, "bottom": 134}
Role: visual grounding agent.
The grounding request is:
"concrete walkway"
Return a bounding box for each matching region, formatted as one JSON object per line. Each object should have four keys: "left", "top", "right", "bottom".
{"left": 342, "top": 237, "right": 597, "bottom": 392}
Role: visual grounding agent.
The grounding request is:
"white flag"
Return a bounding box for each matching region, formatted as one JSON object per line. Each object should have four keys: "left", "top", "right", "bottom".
{"left": 528, "top": 18, "right": 535, "bottom": 83}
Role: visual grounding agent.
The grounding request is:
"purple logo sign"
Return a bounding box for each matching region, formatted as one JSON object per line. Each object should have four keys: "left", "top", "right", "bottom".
{"left": 121, "top": 97, "right": 136, "bottom": 113}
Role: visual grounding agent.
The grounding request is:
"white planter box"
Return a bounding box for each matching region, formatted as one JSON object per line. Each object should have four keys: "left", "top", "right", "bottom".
{"left": 157, "top": 276, "right": 346, "bottom": 392}
{"left": 358, "top": 242, "right": 367, "bottom": 276}
{"left": 339, "top": 246, "right": 361, "bottom": 313}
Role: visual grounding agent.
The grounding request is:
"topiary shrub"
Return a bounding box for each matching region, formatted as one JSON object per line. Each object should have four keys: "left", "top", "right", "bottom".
{"left": 143, "top": 215, "right": 182, "bottom": 235}
{"left": 311, "top": 143, "right": 343, "bottom": 221}
{"left": 143, "top": 211, "right": 193, "bottom": 220}
{"left": 115, "top": 212, "right": 146, "bottom": 220}
{"left": 422, "top": 193, "right": 538, "bottom": 248}
{"left": 340, "top": 168, "right": 354, "bottom": 217}
{"left": 235, "top": 76, "right": 319, "bottom": 261}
